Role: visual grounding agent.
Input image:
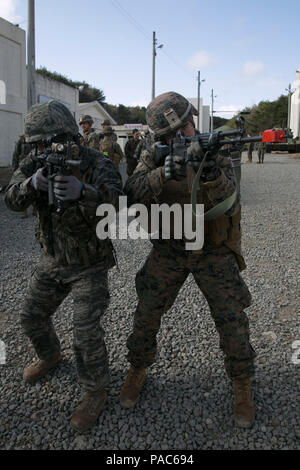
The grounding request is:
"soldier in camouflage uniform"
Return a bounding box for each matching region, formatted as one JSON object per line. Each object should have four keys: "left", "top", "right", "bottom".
{"left": 120, "top": 92, "right": 256, "bottom": 429}
{"left": 124, "top": 129, "right": 140, "bottom": 177}
{"left": 134, "top": 129, "right": 154, "bottom": 164}
{"left": 101, "top": 119, "right": 117, "bottom": 142}
{"left": 12, "top": 134, "right": 33, "bottom": 218}
{"left": 79, "top": 115, "right": 101, "bottom": 150}
{"left": 246, "top": 140, "right": 254, "bottom": 163}
{"left": 5, "top": 101, "right": 123, "bottom": 433}
{"left": 99, "top": 126, "right": 124, "bottom": 173}
{"left": 257, "top": 141, "right": 265, "bottom": 164}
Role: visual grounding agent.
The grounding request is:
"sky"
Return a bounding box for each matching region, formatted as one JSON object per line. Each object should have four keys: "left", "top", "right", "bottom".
{"left": 1, "top": 0, "right": 300, "bottom": 118}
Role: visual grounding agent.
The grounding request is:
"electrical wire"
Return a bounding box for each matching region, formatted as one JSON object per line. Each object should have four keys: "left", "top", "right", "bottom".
{"left": 109, "top": 0, "right": 193, "bottom": 80}
{"left": 109, "top": 0, "right": 151, "bottom": 41}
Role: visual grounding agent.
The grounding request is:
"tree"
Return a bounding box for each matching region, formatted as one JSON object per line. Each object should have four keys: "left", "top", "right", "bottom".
{"left": 79, "top": 84, "right": 105, "bottom": 104}
{"left": 213, "top": 116, "right": 229, "bottom": 129}
{"left": 227, "top": 96, "right": 288, "bottom": 134}
{"left": 102, "top": 103, "right": 146, "bottom": 124}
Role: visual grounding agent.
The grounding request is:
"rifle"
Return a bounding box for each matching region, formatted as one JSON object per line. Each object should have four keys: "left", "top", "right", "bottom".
{"left": 153, "top": 115, "right": 287, "bottom": 218}
{"left": 33, "top": 141, "right": 82, "bottom": 214}
{"left": 154, "top": 114, "right": 286, "bottom": 165}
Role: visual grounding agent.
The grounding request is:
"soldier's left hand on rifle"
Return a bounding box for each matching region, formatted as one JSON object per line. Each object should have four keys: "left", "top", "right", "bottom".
{"left": 53, "top": 175, "right": 83, "bottom": 201}
{"left": 186, "top": 139, "right": 219, "bottom": 181}
{"left": 31, "top": 168, "right": 49, "bottom": 192}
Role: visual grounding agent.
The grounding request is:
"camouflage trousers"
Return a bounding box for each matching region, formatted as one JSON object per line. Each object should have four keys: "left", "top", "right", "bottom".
{"left": 127, "top": 243, "right": 256, "bottom": 379}
{"left": 258, "top": 148, "right": 265, "bottom": 163}
{"left": 21, "top": 254, "right": 110, "bottom": 391}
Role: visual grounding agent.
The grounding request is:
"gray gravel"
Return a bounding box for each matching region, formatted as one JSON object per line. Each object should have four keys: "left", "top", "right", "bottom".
{"left": 0, "top": 152, "right": 299, "bottom": 450}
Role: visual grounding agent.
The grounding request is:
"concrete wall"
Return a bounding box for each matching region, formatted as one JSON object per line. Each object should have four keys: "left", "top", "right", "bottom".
{"left": 36, "top": 73, "right": 79, "bottom": 122}
{"left": 0, "top": 18, "right": 27, "bottom": 166}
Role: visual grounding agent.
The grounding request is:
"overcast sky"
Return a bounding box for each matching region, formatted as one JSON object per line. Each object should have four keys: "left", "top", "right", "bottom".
{"left": 1, "top": 0, "right": 299, "bottom": 118}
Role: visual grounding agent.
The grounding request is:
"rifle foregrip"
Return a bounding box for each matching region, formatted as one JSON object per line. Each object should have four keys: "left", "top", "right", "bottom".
{"left": 48, "top": 177, "right": 54, "bottom": 206}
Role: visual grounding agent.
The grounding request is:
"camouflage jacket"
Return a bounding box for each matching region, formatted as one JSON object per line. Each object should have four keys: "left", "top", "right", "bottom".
{"left": 125, "top": 138, "right": 140, "bottom": 160}
{"left": 134, "top": 135, "right": 153, "bottom": 161}
{"left": 100, "top": 132, "right": 118, "bottom": 143}
{"left": 99, "top": 137, "right": 124, "bottom": 168}
{"left": 124, "top": 147, "right": 246, "bottom": 270}
{"left": 5, "top": 147, "right": 123, "bottom": 267}
{"left": 80, "top": 129, "right": 100, "bottom": 150}
{"left": 12, "top": 135, "right": 32, "bottom": 171}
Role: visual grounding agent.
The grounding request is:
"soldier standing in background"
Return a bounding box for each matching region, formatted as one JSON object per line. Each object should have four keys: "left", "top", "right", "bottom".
{"left": 99, "top": 126, "right": 124, "bottom": 174}
{"left": 5, "top": 101, "right": 123, "bottom": 433}
{"left": 120, "top": 92, "right": 256, "bottom": 429}
{"left": 101, "top": 119, "right": 117, "bottom": 142}
{"left": 124, "top": 129, "right": 140, "bottom": 177}
{"left": 79, "top": 115, "right": 100, "bottom": 150}
{"left": 246, "top": 139, "right": 254, "bottom": 163}
{"left": 134, "top": 130, "right": 154, "bottom": 164}
{"left": 257, "top": 141, "right": 265, "bottom": 164}
{"left": 12, "top": 134, "right": 33, "bottom": 218}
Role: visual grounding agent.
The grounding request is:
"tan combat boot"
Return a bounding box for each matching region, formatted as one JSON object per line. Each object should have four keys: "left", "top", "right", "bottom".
{"left": 120, "top": 365, "right": 147, "bottom": 408}
{"left": 23, "top": 352, "right": 62, "bottom": 385}
{"left": 71, "top": 390, "right": 107, "bottom": 433}
{"left": 233, "top": 377, "right": 255, "bottom": 428}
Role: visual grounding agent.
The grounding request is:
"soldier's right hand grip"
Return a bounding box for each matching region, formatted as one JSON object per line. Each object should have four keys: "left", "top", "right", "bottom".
{"left": 164, "top": 155, "right": 174, "bottom": 180}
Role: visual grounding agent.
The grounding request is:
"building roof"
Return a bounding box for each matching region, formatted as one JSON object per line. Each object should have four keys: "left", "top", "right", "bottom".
{"left": 79, "top": 101, "right": 117, "bottom": 125}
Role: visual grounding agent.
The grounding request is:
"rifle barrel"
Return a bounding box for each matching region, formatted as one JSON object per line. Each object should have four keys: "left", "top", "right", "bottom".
{"left": 219, "top": 136, "right": 262, "bottom": 146}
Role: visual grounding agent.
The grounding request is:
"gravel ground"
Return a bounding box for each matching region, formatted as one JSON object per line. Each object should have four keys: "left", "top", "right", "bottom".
{"left": 0, "top": 152, "right": 299, "bottom": 451}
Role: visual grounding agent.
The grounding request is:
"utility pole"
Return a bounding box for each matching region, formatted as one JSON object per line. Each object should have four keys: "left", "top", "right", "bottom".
{"left": 27, "top": 0, "right": 36, "bottom": 110}
{"left": 210, "top": 89, "right": 217, "bottom": 132}
{"left": 152, "top": 31, "right": 163, "bottom": 101}
{"left": 285, "top": 83, "right": 292, "bottom": 130}
{"left": 197, "top": 71, "right": 205, "bottom": 131}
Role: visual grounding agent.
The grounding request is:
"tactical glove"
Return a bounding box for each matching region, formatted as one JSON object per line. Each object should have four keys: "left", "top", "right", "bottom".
{"left": 31, "top": 168, "right": 48, "bottom": 192}
{"left": 162, "top": 155, "right": 186, "bottom": 181}
{"left": 187, "top": 140, "right": 219, "bottom": 181}
{"left": 53, "top": 175, "right": 83, "bottom": 201}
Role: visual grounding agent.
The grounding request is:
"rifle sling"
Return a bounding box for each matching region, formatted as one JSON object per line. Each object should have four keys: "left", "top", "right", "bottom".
{"left": 191, "top": 152, "right": 237, "bottom": 220}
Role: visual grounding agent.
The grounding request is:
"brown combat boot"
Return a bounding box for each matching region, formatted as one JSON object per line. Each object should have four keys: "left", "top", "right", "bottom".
{"left": 71, "top": 390, "right": 107, "bottom": 433}
{"left": 23, "top": 352, "right": 62, "bottom": 385}
{"left": 233, "top": 377, "right": 255, "bottom": 428}
{"left": 120, "top": 366, "right": 147, "bottom": 408}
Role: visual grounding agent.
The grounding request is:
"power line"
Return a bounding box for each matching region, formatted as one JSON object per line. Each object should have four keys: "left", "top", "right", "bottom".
{"left": 109, "top": 0, "right": 151, "bottom": 41}
{"left": 109, "top": 0, "right": 193, "bottom": 80}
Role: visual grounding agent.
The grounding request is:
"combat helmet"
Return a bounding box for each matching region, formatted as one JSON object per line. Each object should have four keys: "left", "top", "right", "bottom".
{"left": 25, "top": 100, "right": 79, "bottom": 143}
{"left": 102, "top": 119, "right": 111, "bottom": 126}
{"left": 79, "top": 115, "right": 94, "bottom": 125}
{"left": 103, "top": 126, "right": 114, "bottom": 135}
{"left": 146, "top": 92, "right": 198, "bottom": 138}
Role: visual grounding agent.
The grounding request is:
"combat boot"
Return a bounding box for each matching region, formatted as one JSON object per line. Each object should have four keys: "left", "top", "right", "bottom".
{"left": 120, "top": 365, "right": 147, "bottom": 408}
{"left": 233, "top": 377, "right": 255, "bottom": 428}
{"left": 71, "top": 390, "right": 107, "bottom": 433}
{"left": 23, "top": 352, "right": 62, "bottom": 385}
